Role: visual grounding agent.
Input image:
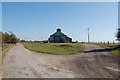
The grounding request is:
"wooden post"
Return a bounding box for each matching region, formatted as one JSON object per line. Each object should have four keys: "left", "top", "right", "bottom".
{"left": 108, "top": 41, "right": 109, "bottom": 45}
{"left": 104, "top": 41, "right": 105, "bottom": 44}
{"left": 113, "top": 41, "right": 114, "bottom": 45}
{"left": 101, "top": 41, "right": 102, "bottom": 44}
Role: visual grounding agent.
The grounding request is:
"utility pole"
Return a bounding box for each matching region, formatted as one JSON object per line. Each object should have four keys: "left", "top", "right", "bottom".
{"left": 88, "top": 28, "right": 90, "bottom": 43}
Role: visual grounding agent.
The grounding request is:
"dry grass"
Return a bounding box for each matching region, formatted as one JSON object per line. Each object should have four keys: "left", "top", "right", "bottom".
{"left": 2, "top": 44, "right": 16, "bottom": 58}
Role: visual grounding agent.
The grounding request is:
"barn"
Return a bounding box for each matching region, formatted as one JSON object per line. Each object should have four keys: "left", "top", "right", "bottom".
{"left": 48, "top": 28, "right": 72, "bottom": 43}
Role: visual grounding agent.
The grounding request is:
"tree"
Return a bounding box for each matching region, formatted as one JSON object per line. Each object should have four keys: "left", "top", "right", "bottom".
{"left": 4, "top": 32, "right": 10, "bottom": 43}
{"left": 117, "top": 28, "right": 120, "bottom": 41}
{"left": 21, "top": 40, "right": 26, "bottom": 42}
{"left": 2, "top": 32, "right": 5, "bottom": 44}
{"left": 3, "top": 32, "right": 18, "bottom": 44}
{"left": 9, "top": 32, "right": 18, "bottom": 44}
{"left": 0, "top": 32, "right": 2, "bottom": 45}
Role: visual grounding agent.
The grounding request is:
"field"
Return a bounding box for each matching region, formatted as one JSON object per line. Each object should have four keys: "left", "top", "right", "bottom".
{"left": 23, "top": 43, "right": 85, "bottom": 55}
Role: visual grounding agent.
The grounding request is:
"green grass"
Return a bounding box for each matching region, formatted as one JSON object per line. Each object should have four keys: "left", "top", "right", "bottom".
{"left": 23, "top": 43, "right": 85, "bottom": 55}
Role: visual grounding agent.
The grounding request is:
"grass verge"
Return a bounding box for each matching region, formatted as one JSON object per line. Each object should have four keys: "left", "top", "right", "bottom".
{"left": 0, "top": 44, "right": 15, "bottom": 75}
{"left": 96, "top": 44, "right": 120, "bottom": 57}
{"left": 23, "top": 43, "right": 85, "bottom": 55}
{"left": 2, "top": 45, "right": 16, "bottom": 58}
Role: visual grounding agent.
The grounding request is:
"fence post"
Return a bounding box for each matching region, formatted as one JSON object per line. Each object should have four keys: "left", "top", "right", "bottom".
{"left": 108, "top": 41, "right": 109, "bottom": 45}
{"left": 113, "top": 41, "right": 114, "bottom": 45}
{"left": 104, "top": 41, "right": 105, "bottom": 44}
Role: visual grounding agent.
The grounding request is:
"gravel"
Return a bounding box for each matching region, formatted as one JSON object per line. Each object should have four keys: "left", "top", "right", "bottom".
{"left": 2, "top": 43, "right": 119, "bottom": 78}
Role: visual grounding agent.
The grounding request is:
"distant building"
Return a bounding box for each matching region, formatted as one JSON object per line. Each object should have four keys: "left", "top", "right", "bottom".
{"left": 48, "top": 28, "right": 72, "bottom": 43}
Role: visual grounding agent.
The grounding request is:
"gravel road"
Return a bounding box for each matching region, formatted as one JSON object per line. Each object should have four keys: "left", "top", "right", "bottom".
{"left": 2, "top": 43, "right": 119, "bottom": 78}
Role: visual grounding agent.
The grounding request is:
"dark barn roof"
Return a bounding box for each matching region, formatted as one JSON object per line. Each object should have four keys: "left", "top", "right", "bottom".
{"left": 51, "top": 28, "right": 66, "bottom": 36}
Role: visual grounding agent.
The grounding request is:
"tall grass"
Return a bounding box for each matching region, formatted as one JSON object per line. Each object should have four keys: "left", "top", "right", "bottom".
{"left": 23, "top": 43, "right": 85, "bottom": 55}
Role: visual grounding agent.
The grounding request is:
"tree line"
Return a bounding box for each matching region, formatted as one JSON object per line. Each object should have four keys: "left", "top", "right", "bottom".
{"left": 0, "top": 31, "right": 19, "bottom": 45}
{"left": 0, "top": 27, "right": 120, "bottom": 45}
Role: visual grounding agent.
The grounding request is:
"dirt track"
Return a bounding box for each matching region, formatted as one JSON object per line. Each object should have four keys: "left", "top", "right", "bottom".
{"left": 2, "top": 43, "right": 119, "bottom": 78}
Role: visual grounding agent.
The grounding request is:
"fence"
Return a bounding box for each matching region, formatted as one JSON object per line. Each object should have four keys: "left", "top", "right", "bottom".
{"left": 2, "top": 44, "right": 13, "bottom": 51}
{"left": 82, "top": 41, "right": 120, "bottom": 45}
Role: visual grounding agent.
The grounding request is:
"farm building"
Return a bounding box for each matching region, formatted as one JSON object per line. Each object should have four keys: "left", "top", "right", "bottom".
{"left": 48, "top": 28, "right": 72, "bottom": 43}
